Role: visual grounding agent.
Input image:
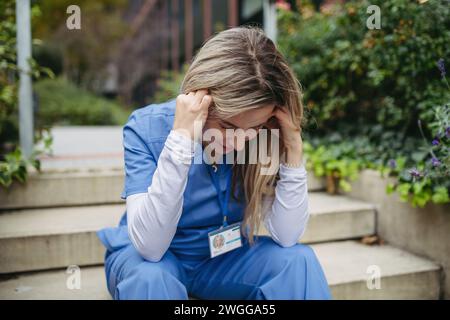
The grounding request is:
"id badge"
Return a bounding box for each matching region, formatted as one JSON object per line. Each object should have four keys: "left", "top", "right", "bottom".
{"left": 208, "top": 222, "right": 243, "bottom": 258}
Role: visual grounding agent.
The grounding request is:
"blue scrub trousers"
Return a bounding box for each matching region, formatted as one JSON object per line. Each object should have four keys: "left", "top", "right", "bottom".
{"left": 102, "top": 233, "right": 332, "bottom": 300}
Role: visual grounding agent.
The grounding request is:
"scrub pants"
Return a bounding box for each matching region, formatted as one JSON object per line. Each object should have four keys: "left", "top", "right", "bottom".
{"left": 103, "top": 235, "right": 332, "bottom": 300}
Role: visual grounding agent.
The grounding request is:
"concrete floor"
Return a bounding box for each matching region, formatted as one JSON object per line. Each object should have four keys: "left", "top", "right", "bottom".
{"left": 37, "top": 126, "right": 124, "bottom": 171}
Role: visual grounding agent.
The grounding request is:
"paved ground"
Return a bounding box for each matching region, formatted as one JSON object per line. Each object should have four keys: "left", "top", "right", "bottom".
{"left": 37, "top": 126, "right": 124, "bottom": 171}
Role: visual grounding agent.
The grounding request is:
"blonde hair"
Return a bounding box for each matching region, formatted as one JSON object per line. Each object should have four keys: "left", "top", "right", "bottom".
{"left": 180, "top": 26, "right": 305, "bottom": 245}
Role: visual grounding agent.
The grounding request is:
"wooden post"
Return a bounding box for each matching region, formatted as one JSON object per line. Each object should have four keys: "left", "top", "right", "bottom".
{"left": 171, "top": 0, "right": 180, "bottom": 71}
{"left": 228, "top": 0, "right": 239, "bottom": 27}
{"left": 184, "top": 0, "right": 193, "bottom": 63}
{"left": 203, "top": 0, "right": 212, "bottom": 41}
{"left": 160, "top": 0, "right": 169, "bottom": 71}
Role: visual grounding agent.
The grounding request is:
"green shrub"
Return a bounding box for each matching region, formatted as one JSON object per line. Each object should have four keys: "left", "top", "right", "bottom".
{"left": 0, "top": 0, "right": 20, "bottom": 147}
{"left": 150, "top": 64, "right": 188, "bottom": 103}
{"left": 34, "top": 77, "right": 129, "bottom": 126}
{"left": 278, "top": 0, "right": 450, "bottom": 139}
{"left": 0, "top": 129, "right": 52, "bottom": 188}
{"left": 385, "top": 76, "right": 449, "bottom": 208}
{"left": 279, "top": 0, "right": 449, "bottom": 206}
{"left": 304, "top": 140, "right": 363, "bottom": 193}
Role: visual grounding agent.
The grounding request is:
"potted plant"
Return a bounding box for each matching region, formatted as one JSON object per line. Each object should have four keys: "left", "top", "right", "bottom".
{"left": 304, "top": 142, "right": 361, "bottom": 195}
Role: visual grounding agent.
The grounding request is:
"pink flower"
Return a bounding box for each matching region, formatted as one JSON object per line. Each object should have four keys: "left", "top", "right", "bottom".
{"left": 276, "top": 0, "right": 291, "bottom": 11}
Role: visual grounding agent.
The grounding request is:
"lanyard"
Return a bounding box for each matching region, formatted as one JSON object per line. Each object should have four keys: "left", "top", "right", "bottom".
{"left": 207, "top": 163, "right": 233, "bottom": 228}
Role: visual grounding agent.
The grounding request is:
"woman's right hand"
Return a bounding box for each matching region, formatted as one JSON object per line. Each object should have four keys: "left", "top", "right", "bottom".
{"left": 173, "top": 89, "right": 211, "bottom": 142}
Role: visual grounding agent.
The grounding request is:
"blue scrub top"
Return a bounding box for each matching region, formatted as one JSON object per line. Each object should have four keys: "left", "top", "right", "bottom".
{"left": 98, "top": 98, "right": 247, "bottom": 265}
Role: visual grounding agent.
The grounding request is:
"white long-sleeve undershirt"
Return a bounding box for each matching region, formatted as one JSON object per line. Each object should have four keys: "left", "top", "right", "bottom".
{"left": 126, "top": 130, "right": 310, "bottom": 262}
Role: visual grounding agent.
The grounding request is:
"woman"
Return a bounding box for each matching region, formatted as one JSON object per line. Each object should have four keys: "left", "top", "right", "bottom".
{"left": 97, "top": 26, "right": 331, "bottom": 300}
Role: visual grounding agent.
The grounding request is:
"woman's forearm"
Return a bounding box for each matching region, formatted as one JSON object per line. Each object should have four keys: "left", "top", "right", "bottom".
{"left": 263, "top": 163, "right": 310, "bottom": 247}
{"left": 126, "top": 130, "right": 197, "bottom": 262}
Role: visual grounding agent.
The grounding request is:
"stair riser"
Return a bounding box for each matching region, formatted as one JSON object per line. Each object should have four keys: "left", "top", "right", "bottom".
{"left": 330, "top": 270, "right": 441, "bottom": 299}
{"left": 0, "top": 172, "right": 324, "bottom": 210}
{"left": 1, "top": 209, "right": 375, "bottom": 274}
{"left": 0, "top": 265, "right": 440, "bottom": 300}
{"left": 0, "top": 233, "right": 105, "bottom": 274}
{"left": 258, "top": 209, "right": 375, "bottom": 243}
{"left": 0, "top": 173, "right": 124, "bottom": 210}
{"left": 301, "top": 209, "right": 375, "bottom": 243}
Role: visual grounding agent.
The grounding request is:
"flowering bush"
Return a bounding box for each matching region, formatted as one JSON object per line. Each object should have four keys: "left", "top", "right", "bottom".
{"left": 279, "top": 0, "right": 449, "bottom": 206}
{"left": 278, "top": 0, "right": 449, "bottom": 138}
{"left": 385, "top": 59, "right": 449, "bottom": 207}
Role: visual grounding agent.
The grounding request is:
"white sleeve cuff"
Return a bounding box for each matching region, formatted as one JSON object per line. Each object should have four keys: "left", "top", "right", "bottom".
{"left": 279, "top": 162, "right": 307, "bottom": 180}
{"left": 165, "top": 130, "right": 199, "bottom": 164}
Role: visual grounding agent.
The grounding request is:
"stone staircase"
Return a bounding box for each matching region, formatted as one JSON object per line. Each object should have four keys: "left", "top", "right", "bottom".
{"left": 0, "top": 169, "right": 442, "bottom": 299}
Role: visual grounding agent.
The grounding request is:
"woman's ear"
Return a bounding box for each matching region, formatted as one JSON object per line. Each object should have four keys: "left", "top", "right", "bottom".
{"left": 206, "top": 100, "right": 216, "bottom": 119}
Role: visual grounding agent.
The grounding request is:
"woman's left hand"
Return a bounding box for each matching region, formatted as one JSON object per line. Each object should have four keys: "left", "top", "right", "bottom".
{"left": 272, "top": 106, "right": 303, "bottom": 166}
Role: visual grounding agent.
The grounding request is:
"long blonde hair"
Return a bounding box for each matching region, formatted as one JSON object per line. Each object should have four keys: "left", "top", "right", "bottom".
{"left": 180, "top": 26, "right": 305, "bottom": 245}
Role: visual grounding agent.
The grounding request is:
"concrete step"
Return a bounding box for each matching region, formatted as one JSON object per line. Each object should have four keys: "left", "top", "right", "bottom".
{"left": 0, "top": 169, "right": 125, "bottom": 210}
{"left": 0, "top": 193, "right": 375, "bottom": 274}
{"left": 38, "top": 126, "right": 124, "bottom": 172}
{"left": 259, "top": 192, "right": 376, "bottom": 243}
{"left": 0, "top": 240, "right": 440, "bottom": 300}
{"left": 0, "top": 169, "right": 324, "bottom": 210}
{"left": 314, "top": 240, "right": 441, "bottom": 299}
{"left": 0, "top": 204, "right": 125, "bottom": 274}
{"left": 0, "top": 266, "right": 111, "bottom": 300}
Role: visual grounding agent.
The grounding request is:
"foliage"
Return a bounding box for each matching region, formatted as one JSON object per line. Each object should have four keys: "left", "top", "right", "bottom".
{"left": 0, "top": 0, "right": 54, "bottom": 148}
{"left": 278, "top": 0, "right": 449, "bottom": 139}
{"left": 34, "top": 77, "right": 129, "bottom": 126}
{"left": 0, "top": 129, "right": 52, "bottom": 188}
{"left": 151, "top": 64, "right": 189, "bottom": 103}
{"left": 303, "top": 140, "right": 362, "bottom": 193}
{"left": 279, "top": 0, "right": 449, "bottom": 206}
{"left": 33, "top": 0, "right": 128, "bottom": 92}
{"left": 385, "top": 68, "right": 449, "bottom": 208}
{"left": 0, "top": 0, "right": 53, "bottom": 188}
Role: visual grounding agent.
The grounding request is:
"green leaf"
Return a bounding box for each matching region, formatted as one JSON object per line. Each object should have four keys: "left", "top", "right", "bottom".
{"left": 339, "top": 179, "right": 352, "bottom": 192}
{"left": 431, "top": 187, "right": 449, "bottom": 204}
{"left": 386, "top": 183, "right": 395, "bottom": 194}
